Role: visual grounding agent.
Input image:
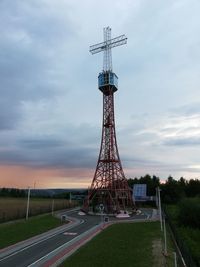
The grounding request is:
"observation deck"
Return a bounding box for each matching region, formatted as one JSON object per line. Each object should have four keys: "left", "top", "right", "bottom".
{"left": 98, "top": 71, "right": 118, "bottom": 95}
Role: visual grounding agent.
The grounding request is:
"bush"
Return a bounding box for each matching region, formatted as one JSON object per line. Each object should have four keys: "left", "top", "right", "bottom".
{"left": 178, "top": 198, "right": 200, "bottom": 228}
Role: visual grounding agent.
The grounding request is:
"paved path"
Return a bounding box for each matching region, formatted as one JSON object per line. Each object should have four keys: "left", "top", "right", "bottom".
{"left": 0, "top": 208, "right": 158, "bottom": 267}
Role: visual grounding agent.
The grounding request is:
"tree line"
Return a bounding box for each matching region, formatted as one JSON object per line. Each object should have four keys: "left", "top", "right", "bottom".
{"left": 1, "top": 174, "right": 200, "bottom": 203}
{"left": 127, "top": 174, "right": 200, "bottom": 203}
{"left": 0, "top": 188, "right": 26, "bottom": 198}
{"left": 0, "top": 188, "right": 84, "bottom": 199}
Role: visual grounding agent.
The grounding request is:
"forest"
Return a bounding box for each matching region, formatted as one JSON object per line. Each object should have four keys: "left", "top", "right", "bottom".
{"left": 127, "top": 174, "right": 200, "bottom": 203}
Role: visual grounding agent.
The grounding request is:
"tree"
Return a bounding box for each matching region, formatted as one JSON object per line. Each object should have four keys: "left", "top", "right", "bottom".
{"left": 161, "top": 176, "right": 183, "bottom": 203}
{"left": 185, "top": 179, "right": 200, "bottom": 197}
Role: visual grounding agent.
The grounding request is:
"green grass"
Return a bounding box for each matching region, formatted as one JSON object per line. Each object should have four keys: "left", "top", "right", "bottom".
{"left": 166, "top": 205, "right": 179, "bottom": 221}
{"left": 61, "top": 222, "right": 166, "bottom": 267}
{"left": 0, "top": 214, "right": 64, "bottom": 249}
{"left": 179, "top": 226, "right": 200, "bottom": 264}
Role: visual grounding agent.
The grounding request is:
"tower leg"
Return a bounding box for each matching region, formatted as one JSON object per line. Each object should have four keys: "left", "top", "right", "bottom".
{"left": 83, "top": 85, "right": 135, "bottom": 214}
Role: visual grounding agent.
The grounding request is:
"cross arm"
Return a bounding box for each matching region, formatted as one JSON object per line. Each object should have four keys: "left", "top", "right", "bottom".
{"left": 89, "top": 34, "right": 127, "bottom": 54}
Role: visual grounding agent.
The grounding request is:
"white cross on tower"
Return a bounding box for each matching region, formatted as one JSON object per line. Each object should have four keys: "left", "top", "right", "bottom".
{"left": 89, "top": 27, "right": 127, "bottom": 72}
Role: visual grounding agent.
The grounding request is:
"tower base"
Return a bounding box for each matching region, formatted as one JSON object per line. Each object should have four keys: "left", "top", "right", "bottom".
{"left": 83, "top": 185, "right": 135, "bottom": 215}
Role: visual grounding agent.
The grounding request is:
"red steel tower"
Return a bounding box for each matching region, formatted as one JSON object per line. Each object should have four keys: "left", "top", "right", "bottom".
{"left": 84, "top": 27, "right": 135, "bottom": 214}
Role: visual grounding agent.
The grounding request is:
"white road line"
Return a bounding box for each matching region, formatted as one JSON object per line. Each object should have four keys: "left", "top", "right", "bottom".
{"left": 63, "top": 232, "right": 77, "bottom": 236}
{"left": 27, "top": 240, "right": 73, "bottom": 267}
{"left": 0, "top": 219, "right": 84, "bottom": 263}
{"left": 27, "top": 223, "right": 99, "bottom": 267}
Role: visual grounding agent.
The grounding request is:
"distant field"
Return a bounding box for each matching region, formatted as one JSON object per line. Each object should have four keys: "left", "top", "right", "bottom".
{"left": 0, "top": 197, "right": 77, "bottom": 222}
{"left": 61, "top": 222, "right": 175, "bottom": 267}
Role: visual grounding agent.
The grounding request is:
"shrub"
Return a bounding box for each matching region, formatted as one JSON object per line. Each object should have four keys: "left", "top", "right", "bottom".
{"left": 178, "top": 198, "right": 200, "bottom": 228}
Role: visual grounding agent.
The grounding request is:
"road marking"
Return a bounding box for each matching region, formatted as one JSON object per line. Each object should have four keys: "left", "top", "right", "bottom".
{"left": 0, "top": 219, "right": 84, "bottom": 263}
{"left": 27, "top": 229, "right": 85, "bottom": 266}
{"left": 27, "top": 223, "right": 100, "bottom": 267}
{"left": 27, "top": 239, "right": 78, "bottom": 267}
{"left": 63, "top": 232, "right": 77, "bottom": 236}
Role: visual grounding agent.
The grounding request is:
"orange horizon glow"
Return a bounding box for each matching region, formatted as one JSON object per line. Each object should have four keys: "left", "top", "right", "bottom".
{"left": 0, "top": 165, "right": 93, "bottom": 189}
{"left": 0, "top": 165, "right": 198, "bottom": 189}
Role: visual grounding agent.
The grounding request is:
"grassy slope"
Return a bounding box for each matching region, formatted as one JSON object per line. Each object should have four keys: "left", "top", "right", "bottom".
{"left": 0, "top": 214, "right": 63, "bottom": 249}
{"left": 61, "top": 222, "right": 164, "bottom": 267}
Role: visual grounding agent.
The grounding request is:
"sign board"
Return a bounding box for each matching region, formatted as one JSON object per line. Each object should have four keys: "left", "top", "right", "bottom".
{"left": 133, "top": 184, "right": 147, "bottom": 201}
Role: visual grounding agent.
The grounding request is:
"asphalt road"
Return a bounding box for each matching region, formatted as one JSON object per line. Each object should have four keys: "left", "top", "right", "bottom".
{"left": 0, "top": 208, "right": 153, "bottom": 267}
{"left": 0, "top": 210, "right": 100, "bottom": 267}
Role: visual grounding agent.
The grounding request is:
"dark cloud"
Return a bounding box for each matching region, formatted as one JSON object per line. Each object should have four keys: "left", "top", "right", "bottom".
{"left": 123, "top": 156, "right": 161, "bottom": 167}
{"left": 0, "top": 145, "right": 97, "bottom": 169}
{"left": 19, "top": 138, "right": 64, "bottom": 149}
{"left": 42, "top": 147, "right": 97, "bottom": 169}
{"left": 0, "top": 99, "right": 22, "bottom": 130}
{"left": 0, "top": 150, "right": 30, "bottom": 166}
{"left": 163, "top": 137, "right": 200, "bottom": 146}
{"left": 0, "top": 127, "right": 99, "bottom": 168}
{"left": 0, "top": 0, "right": 75, "bottom": 130}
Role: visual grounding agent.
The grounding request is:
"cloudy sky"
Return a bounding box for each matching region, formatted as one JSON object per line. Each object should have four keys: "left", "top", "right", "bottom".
{"left": 0, "top": 0, "right": 200, "bottom": 188}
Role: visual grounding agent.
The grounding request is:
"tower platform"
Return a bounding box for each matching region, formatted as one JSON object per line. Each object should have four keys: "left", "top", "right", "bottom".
{"left": 98, "top": 71, "right": 118, "bottom": 95}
